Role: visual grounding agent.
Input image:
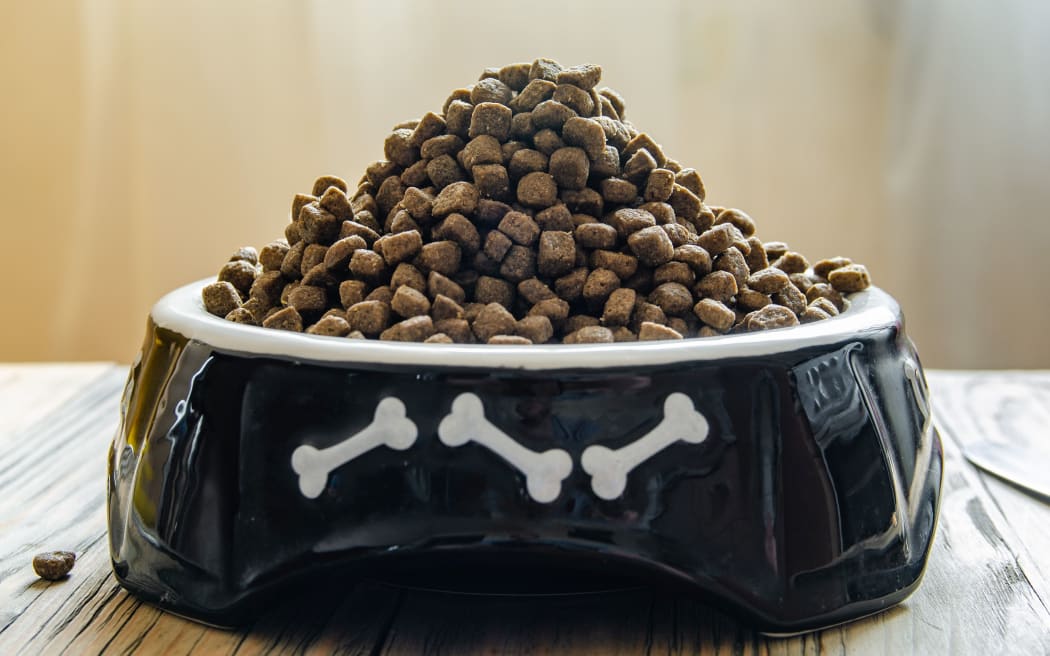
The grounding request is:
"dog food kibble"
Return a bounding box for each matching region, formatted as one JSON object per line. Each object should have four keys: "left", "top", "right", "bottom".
{"left": 208, "top": 58, "right": 872, "bottom": 342}
{"left": 33, "top": 551, "right": 76, "bottom": 581}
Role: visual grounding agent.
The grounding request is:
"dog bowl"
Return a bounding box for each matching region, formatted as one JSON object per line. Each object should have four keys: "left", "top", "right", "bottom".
{"left": 107, "top": 278, "right": 942, "bottom": 634}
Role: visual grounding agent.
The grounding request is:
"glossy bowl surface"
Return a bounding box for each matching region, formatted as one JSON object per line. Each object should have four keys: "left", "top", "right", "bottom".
{"left": 108, "top": 279, "right": 942, "bottom": 633}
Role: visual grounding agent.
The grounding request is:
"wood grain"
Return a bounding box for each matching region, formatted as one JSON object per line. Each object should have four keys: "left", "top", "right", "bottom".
{"left": 1, "top": 365, "right": 1048, "bottom": 655}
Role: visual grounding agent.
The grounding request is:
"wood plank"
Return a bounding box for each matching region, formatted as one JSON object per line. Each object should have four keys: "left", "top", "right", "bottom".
{"left": 0, "top": 363, "right": 121, "bottom": 438}
{"left": 1, "top": 369, "right": 1048, "bottom": 655}
{"left": 927, "top": 372, "right": 1050, "bottom": 610}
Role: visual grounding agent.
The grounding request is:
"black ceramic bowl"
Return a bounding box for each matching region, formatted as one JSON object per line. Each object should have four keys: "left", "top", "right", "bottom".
{"left": 108, "top": 279, "right": 942, "bottom": 634}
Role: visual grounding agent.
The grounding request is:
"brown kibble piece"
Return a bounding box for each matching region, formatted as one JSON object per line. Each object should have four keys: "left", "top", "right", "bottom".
{"left": 737, "top": 289, "right": 772, "bottom": 311}
{"left": 638, "top": 322, "right": 683, "bottom": 341}
{"left": 431, "top": 318, "right": 473, "bottom": 343}
{"left": 307, "top": 315, "right": 351, "bottom": 337}
{"left": 469, "top": 102, "right": 513, "bottom": 141}
{"left": 483, "top": 229, "right": 513, "bottom": 261}
{"left": 381, "top": 315, "right": 435, "bottom": 342}
{"left": 575, "top": 222, "right": 618, "bottom": 249}
{"left": 339, "top": 280, "right": 368, "bottom": 309}
{"left": 319, "top": 186, "right": 353, "bottom": 221}
{"left": 714, "top": 208, "right": 756, "bottom": 237}
{"left": 346, "top": 300, "right": 391, "bottom": 336}
{"left": 601, "top": 288, "right": 637, "bottom": 326}
{"left": 390, "top": 285, "right": 431, "bottom": 318}
{"left": 473, "top": 303, "right": 517, "bottom": 342}
{"left": 747, "top": 267, "right": 791, "bottom": 294}
{"left": 517, "top": 171, "right": 558, "bottom": 207}
{"left": 623, "top": 148, "right": 657, "bottom": 184}
{"left": 475, "top": 275, "right": 516, "bottom": 308}
{"left": 489, "top": 334, "right": 532, "bottom": 345}
{"left": 562, "top": 117, "right": 607, "bottom": 160}
{"left": 611, "top": 207, "right": 656, "bottom": 237}
{"left": 432, "top": 181, "right": 479, "bottom": 217}
{"left": 218, "top": 260, "right": 257, "bottom": 295}
{"left": 564, "top": 325, "right": 614, "bottom": 344}
{"left": 416, "top": 241, "right": 462, "bottom": 277}
{"left": 499, "top": 212, "right": 541, "bottom": 246}
{"left": 349, "top": 249, "right": 389, "bottom": 283}
{"left": 828, "top": 264, "right": 871, "bottom": 293}
{"left": 511, "top": 78, "right": 556, "bottom": 112}
{"left": 259, "top": 240, "right": 290, "bottom": 272}
{"left": 203, "top": 282, "right": 241, "bottom": 317}
{"left": 549, "top": 147, "right": 589, "bottom": 190}
{"left": 229, "top": 246, "right": 259, "bottom": 265}
{"left": 472, "top": 164, "right": 510, "bottom": 200}
{"left": 516, "top": 314, "right": 554, "bottom": 343}
{"left": 748, "top": 304, "right": 799, "bottom": 331}
{"left": 800, "top": 306, "right": 832, "bottom": 323}
{"left": 366, "top": 285, "right": 394, "bottom": 304}
{"left": 806, "top": 282, "right": 846, "bottom": 311}
{"left": 644, "top": 169, "right": 675, "bottom": 202}
{"left": 600, "top": 177, "right": 638, "bottom": 204}
{"left": 556, "top": 63, "right": 602, "bottom": 89}
{"left": 380, "top": 230, "right": 423, "bottom": 266}
{"left": 288, "top": 285, "right": 326, "bottom": 315}
{"left": 431, "top": 294, "right": 465, "bottom": 321}
{"left": 674, "top": 244, "right": 713, "bottom": 276}
{"left": 460, "top": 135, "right": 503, "bottom": 172}
{"left": 499, "top": 63, "right": 531, "bottom": 91}
{"left": 695, "top": 270, "right": 738, "bottom": 302}
{"left": 500, "top": 244, "right": 538, "bottom": 282}
{"left": 225, "top": 307, "right": 256, "bottom": 324}
{"left": 553, "top": 83, "right": 594, "bottom": 115}
{"left": 674, "top": 168, "right": 705, "bottom": 200}
{"left": 693, "top": 298, "right": 735, "bottom": 333}
{"left": 312, "top": 175, "right": 348, "bottom": 197}
{"left": 772, "top": 251, "right": 810, "bottom": 274}
{"left": 250, "top": 270, "right": 285, "bottom": 305}
{"left": 810, "top": 296, "right": 840, "bottom": 316}
{"left": 529, "top": 297, "right": 570, "bottom": 325}
{"left": 648, "top": 282, "right": 693, "bottom": 316}
{"left": 653, "top": 261, "right": 695, "bottom": 287}
{"left": 33, "top": 551, "right": 76, "bottom": 581}
{"left": 433, "top": 214, "right": 481, "bottom": 255}
{"left": 424, "top": 333, "right": 454, "bottom": 344}
{"left": 813, "top": 256, "right": 853, "bottom": 279}
{"left": 627, "top": 225, "right": 675, "bottom": 267}
{"left": 427, "top": 155, "right": 465, "bottom": 190}
{"left": 714, "top": 247, "right": 750, "bottom": 288}
{"left": 696, "top": 224, "right": 739, "bottom": 255}
{"left": 532, "top": 100, "right": 577, "bottom": 130}
{"left": 589, "top": 250, "right": 638, "bottom": 280}
{"left": 428, "top": 271, "right": 467, "bottom": 304}
{"left": 518, "top": 277, "right": 556, "bottom": 304}
{"left": 536, "top": 231, "right": 576, "bottom": 277}
{"left": 262, "top": 306, "right": 303, "bottom": 332}
{"left": 324, "top": 236, "right": 367, "bottom": 271}
{"left": 583, "top": 268, "right": 621, "bottom": 306}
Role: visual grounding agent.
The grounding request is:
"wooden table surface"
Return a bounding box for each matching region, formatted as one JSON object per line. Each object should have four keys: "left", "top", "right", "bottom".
{"left": 1, "top": 364, "right": 1048, "bottom": 655}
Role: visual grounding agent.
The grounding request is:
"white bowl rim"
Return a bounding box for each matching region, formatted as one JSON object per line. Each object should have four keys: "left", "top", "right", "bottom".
{"left": 149, "top": 278, "right": 898, "bottom": 371}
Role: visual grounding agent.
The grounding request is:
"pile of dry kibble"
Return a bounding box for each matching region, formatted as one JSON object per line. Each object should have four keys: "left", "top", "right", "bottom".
{"left": 202, "top": 58, "right": 871, "bottom": 344}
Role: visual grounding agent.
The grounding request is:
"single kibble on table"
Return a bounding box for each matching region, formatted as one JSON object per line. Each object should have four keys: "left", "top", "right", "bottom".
{"left": 32, "top": 551, "right": 76, "bottom": 581}
{"left": 209, "top": 57, "right": 871, "bottom": 342}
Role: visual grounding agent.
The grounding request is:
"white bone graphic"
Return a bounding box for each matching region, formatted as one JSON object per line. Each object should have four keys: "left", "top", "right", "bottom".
{"left": 291, "top": 397, "right": 417, "bottom": 499}
{"left": 582, "top": 393, "right": 709, "bottom": 500}
{"left": 438, "top": 393, "right": 572, "bottom": 503}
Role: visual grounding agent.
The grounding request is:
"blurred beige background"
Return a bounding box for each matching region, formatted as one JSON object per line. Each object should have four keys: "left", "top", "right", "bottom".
{"left": 2, "top": 0, "right": 1048, "bottom": 367}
